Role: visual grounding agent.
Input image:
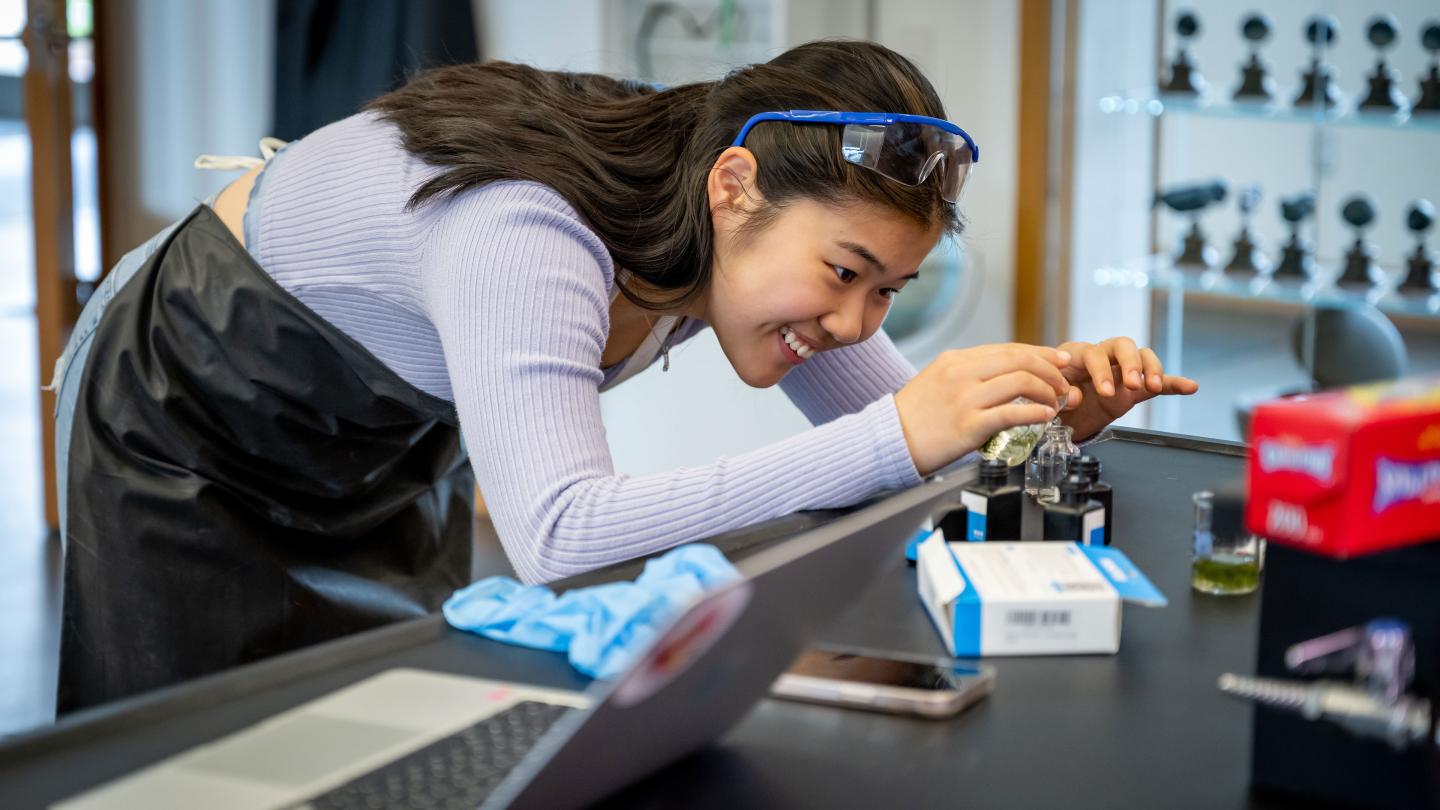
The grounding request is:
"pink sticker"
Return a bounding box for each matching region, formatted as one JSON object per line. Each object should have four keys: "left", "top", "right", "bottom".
{"left": 610, "top": 582, "right": 753, "bottom": 708}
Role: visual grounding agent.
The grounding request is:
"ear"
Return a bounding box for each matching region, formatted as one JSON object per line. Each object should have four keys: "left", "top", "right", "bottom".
{"left": 707, "top": 146, "right": 761, "bottom": 220}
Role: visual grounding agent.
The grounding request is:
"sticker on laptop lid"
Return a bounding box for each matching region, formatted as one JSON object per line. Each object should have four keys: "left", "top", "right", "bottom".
{"left": 610, "top": 581, "right": 752, "bottom": 708}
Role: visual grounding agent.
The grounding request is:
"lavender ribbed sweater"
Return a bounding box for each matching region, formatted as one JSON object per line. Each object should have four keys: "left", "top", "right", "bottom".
{"left": 251, "top": 112, "right": 923, "bottom": 584}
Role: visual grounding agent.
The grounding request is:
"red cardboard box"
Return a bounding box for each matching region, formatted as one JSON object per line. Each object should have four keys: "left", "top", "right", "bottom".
{"left": 1246, "top": 376, "right": 1440, "bottom": 558}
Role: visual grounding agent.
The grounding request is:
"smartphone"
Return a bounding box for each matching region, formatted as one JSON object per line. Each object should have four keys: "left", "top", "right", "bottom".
{"left": 771, "top": 648, "right": 994, "bottom": 718}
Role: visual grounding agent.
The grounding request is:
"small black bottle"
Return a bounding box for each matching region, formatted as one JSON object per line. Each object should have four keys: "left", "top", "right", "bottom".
{"left": 1075, "top": 455, "right": 1113, "bottom": 546}
{"left": 933, "top": 502, "right": 968, "bottom": 549}
{"left": 1042, "top": 474, "right": 1106, "bottom": 545}
{"left": 1006, "top": 458, "right": 1026, "bottom": 488}
{"left": 955, "top": 459, "right": 1023, "bottom": 542}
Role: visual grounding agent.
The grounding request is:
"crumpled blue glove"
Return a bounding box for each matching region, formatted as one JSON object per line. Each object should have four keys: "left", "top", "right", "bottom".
{"left": 443, "top": 544, "right": 741, "bottom": 679}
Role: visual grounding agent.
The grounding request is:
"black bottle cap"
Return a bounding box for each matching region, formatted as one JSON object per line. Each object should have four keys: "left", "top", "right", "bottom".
{"left": 1075, "top": 455, "right": 1101, "bottom": 483}
{"left": 1212, "top": 484, "right": 1248, "bottom": 537}
{"left": 1059, "top": 474, "right": 1088, "bottom": 504}
{"left": 978, "top": 458, "right": 1009, "bottom": 484}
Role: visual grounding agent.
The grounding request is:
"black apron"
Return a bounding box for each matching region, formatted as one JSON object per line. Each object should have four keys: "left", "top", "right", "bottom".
{"left": 59, "top": 206, "right": 474, "bottom": 713}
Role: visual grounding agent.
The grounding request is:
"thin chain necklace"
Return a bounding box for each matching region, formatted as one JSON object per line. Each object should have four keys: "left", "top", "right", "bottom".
{"left": 643, "top": 312, "right": 681, "bottom": 372}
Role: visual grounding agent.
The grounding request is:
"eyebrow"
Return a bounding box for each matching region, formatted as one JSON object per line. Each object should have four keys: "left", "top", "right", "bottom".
{"left": 838, "top": 240, "right": 920, "bottom": 281}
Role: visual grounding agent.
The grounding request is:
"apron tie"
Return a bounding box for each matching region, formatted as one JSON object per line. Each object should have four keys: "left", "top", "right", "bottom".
{"left": 193, "top": 136, "right": 287, "bottom": 171}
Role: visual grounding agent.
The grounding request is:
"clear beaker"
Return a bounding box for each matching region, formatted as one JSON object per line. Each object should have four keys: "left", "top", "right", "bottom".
{"left": 1191, "top": 489, "right": 1264, "bottom": 595}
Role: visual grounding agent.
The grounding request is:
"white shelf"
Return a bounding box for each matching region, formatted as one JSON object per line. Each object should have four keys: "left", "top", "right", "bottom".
{"left": 1091, "top": 253, "right": 1440, "bottom": 320}
{"left": 1098, "top": 92, "right": 1440, "bottom": 134}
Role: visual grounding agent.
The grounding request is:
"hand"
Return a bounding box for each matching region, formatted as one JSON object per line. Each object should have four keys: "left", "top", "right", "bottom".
{"left": 894, "top": 344, "right": 1073, "bottom": 476}
{"left": 1054, "top": 337, "right": 1199, "bottom": 441}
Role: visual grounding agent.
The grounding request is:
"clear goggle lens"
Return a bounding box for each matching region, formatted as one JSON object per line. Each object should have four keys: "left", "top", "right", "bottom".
{"left": 841, "top": 122, "right": 974, "bottom": 204}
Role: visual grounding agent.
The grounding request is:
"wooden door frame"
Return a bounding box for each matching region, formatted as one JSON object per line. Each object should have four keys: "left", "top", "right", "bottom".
{"left": 1014, "top": 0, "right": 1077, "bottom": 346}
{"left": 24, "top": 0, "right": 78, "bottom": 532}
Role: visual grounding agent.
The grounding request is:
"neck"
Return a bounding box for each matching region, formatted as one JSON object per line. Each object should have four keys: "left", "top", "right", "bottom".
{"left": 613, "top": 270, "right": 706, "bottom": 323}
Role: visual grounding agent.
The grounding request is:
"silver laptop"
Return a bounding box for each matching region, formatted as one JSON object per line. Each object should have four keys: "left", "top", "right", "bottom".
{"left": 56, "top": 476, "right": 959, "bottom": 809}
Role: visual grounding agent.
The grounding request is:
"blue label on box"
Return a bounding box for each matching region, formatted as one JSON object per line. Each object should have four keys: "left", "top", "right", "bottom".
{"left": 948, "top": 542, "right": 984, "bottom": 655}
{"left": 1077, "top": 545, "right": 1168, "bottom": 607}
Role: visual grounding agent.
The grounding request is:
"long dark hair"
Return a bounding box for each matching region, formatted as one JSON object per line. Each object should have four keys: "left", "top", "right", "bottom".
{"left": 367, "top": 40, "right": 959, "bottom": 309}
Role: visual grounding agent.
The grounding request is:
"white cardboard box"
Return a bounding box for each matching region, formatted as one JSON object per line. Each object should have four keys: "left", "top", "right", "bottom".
{"left": 916, "top": 532, "right": 1167, "bottom": 657}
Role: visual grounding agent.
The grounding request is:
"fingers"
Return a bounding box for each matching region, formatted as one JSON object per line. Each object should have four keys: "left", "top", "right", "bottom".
{"left": 1082, "top": 348, "right": 1116, "bottom": 397}
{"left": 1105, "top": 337, "right": 1145, "bottom": 390}
{"left": 1161, "top": 374, "right": 1200, "bottom": 395}
{"left": 1139, "top": 347, "right": 1164, "bottom": 393}
{"left": 977, "top": 370, "right": 1063, "bottom": 411}
{"left": 969, "top": 346, "right": 1071, "bottom": 400}
{"left": 981, "top": 400, "right": 1057, "bottom": 436}
{"left": 978, "top": 343, "right": 1071, "bottom": 369}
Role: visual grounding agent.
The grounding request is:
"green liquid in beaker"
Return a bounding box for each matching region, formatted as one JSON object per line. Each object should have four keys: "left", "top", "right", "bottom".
{"left": 1191, "top": 554, "right": 1261, "bottom": 595}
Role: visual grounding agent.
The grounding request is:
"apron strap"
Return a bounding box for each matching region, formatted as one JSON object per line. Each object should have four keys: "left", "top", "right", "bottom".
{"left": 193, "top": 136, "right": 288, "bottom": 171}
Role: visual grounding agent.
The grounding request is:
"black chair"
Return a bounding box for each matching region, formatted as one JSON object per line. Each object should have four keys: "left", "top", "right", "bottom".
{"left": 1233, "top": 301, "right": 1407, "bottom": 438}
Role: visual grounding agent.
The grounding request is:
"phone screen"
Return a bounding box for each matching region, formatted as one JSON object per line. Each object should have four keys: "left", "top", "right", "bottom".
{"left": 785, "top": 649, "right": 982, "bottom": 692}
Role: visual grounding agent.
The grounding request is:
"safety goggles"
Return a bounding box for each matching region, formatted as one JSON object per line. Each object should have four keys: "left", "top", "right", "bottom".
{"left": 730, "top": 110, "right": 979, "bottom": 203}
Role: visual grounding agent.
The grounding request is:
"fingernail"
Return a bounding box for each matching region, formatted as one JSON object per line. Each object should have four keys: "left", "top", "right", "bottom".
{"left": 1151, "top": 374, "right": 1161, "bottom": 387}
{"left": 1045, "top": 407, "right": 1057, "bottom": 418}
{"left": 1057, "top": 351, "right": 1071, "bottom": 364}
{"left": 1103, "top": 381, "right": 1114, "bottom": 395}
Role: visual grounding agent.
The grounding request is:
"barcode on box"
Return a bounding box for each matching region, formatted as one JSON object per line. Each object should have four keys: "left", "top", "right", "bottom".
{"left": 1055, "top": 582, "right": 1107, "bottom": 592}
{"left": 1006, "top": 610, "right": 1071, "bottom": 627}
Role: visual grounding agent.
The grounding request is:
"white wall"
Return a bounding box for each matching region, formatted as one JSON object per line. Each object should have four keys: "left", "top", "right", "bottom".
{"left": 875, "top": 0, "right": 1019, "bottom": 353}
{"left": 99, "top": 0, "right": 276, "bottom": 254}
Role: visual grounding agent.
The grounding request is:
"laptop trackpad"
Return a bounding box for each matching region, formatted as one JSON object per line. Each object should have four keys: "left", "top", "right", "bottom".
{"left": 182, "top": 714, "right": 422, "bottom": 787}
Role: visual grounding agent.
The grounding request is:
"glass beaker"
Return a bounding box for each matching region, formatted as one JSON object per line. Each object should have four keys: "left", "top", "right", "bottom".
{"left": 1191, "top": 490, "right": 1264, "bottom": 595}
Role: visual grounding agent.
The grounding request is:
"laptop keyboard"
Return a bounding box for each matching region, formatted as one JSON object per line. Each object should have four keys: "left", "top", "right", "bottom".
{"left": 303, "top": 700, "right": 572, "bottom": 809}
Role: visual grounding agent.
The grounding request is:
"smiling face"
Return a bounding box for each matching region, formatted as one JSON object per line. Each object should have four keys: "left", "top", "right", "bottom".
{"left": 694, "top": 151, "right": 944, "bottom": 387}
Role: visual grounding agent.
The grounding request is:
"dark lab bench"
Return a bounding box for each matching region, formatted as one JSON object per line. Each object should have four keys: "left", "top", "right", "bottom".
{"left": 0, "top": 429, "right": 1293, "bottom": 808}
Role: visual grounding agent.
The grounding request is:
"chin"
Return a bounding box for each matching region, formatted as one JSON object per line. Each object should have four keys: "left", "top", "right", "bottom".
{"left": 735, "top": 363, "right": 785, "bottom": 389}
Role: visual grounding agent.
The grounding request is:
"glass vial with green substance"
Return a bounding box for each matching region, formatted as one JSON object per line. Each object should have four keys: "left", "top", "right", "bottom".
{"left": 979, "top": 393, "right": 1067, "bottom": 469}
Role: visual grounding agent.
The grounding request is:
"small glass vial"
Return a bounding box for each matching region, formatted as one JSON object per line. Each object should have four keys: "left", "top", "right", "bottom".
{"left": 1191, "top": 488, "right": 1264, "bottom": 595}
{"left": 1027, "top": 424, "right": 1078, "bottom": 504}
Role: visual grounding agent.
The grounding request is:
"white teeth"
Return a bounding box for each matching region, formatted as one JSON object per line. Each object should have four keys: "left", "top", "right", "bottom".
{"left": 781, "top": 327, "right": 813, "bottom": 360}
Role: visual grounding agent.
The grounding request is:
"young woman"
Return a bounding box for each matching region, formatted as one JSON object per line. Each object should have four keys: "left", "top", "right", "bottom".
{"left": 51, "top": 40, "right": 1196, "bottom": 711}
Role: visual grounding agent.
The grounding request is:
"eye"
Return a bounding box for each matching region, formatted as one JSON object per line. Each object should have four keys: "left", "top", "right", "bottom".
{"left": 832, "top": 265, "right": 858, "bottom": 283}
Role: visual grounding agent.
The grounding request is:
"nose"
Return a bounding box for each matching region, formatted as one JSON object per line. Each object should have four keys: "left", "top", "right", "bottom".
{"left": 820, "top": 293, "right": 867, "bottom": 346}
